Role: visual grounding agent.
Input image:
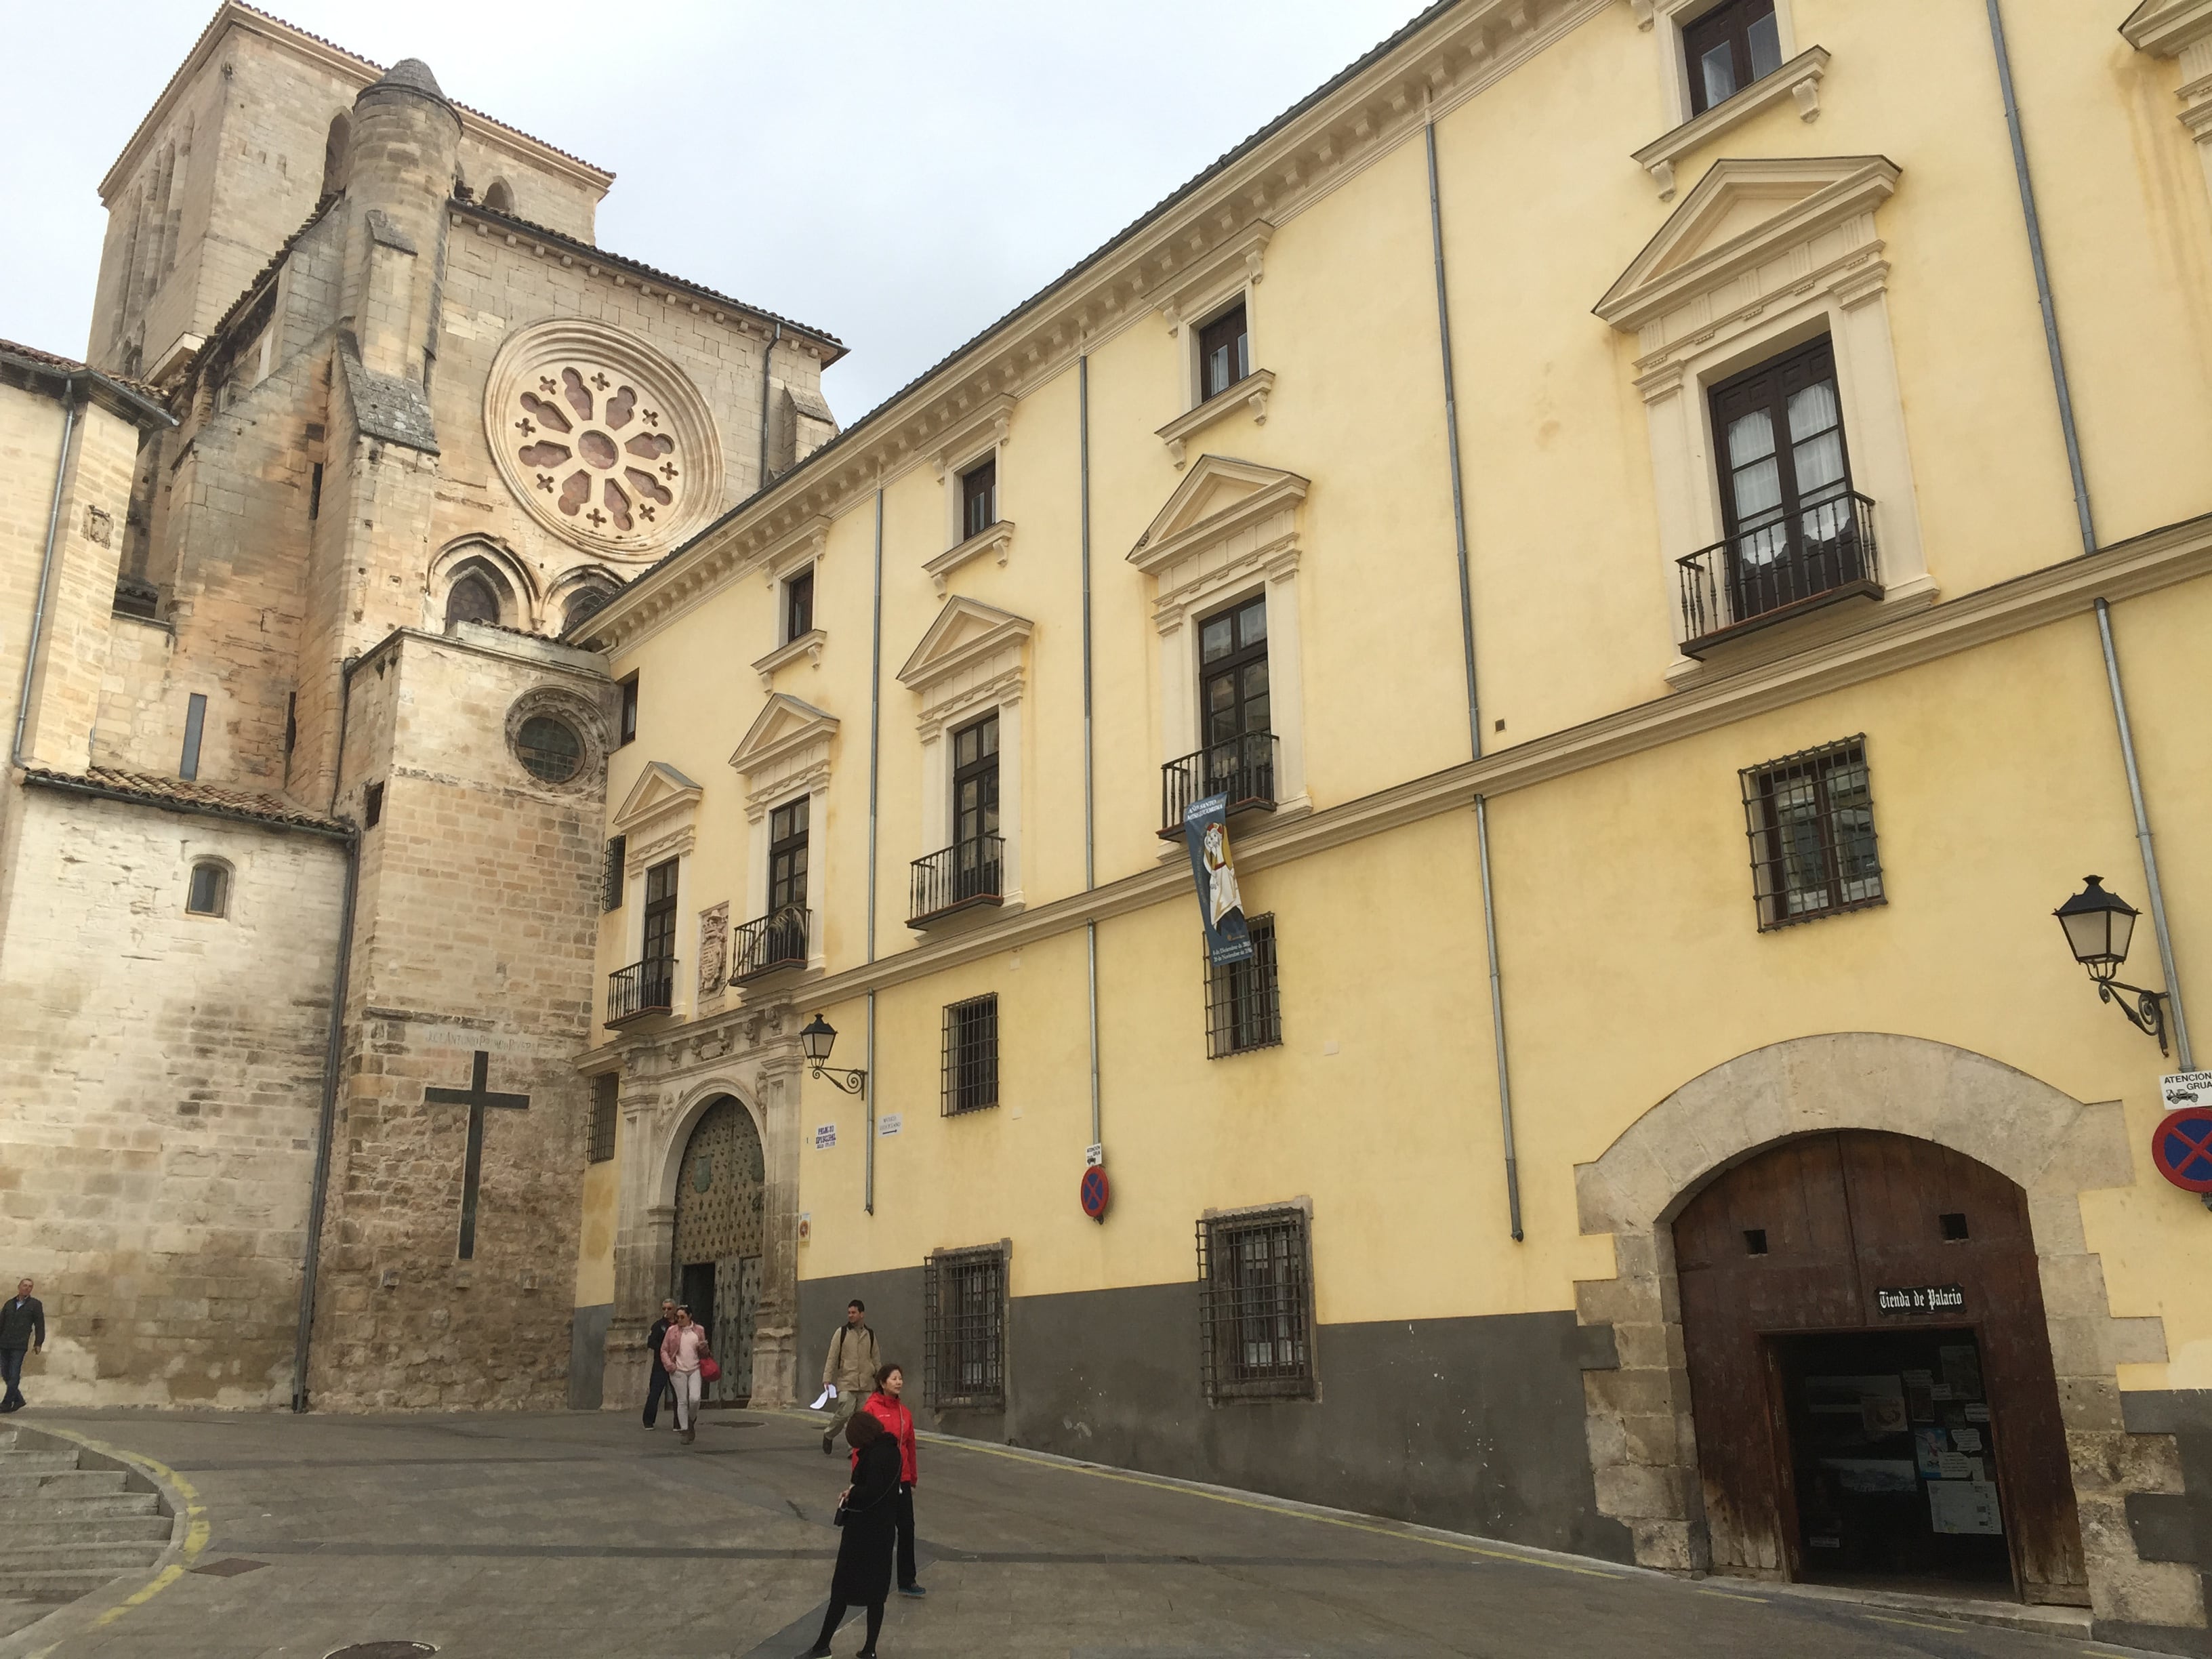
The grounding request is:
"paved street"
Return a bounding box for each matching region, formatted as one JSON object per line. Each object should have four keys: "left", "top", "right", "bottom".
{"left": 0, "top": 1408, "right": 2154, "bottom": 1658}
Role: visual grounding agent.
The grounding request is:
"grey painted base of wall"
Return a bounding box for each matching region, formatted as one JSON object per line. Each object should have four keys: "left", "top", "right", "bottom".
{"left": 569, "top": 1303, "right": 611, "bottom": 1411}
{"left": 798, "top": 1271, "right": 1631, "bottom": 1563}
{"left": 2115, "top": 1389, "right": 2212, "bottom": 1656}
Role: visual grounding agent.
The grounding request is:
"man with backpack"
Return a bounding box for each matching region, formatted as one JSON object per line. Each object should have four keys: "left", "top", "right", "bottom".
{"left": 819, "top": 1298, "right": 879, "bottom": 1454}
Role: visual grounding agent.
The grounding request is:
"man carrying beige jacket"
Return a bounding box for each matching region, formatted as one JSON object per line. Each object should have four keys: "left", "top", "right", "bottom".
{"left": 820, "top": 1298, "right": 880, "bottom": 1455}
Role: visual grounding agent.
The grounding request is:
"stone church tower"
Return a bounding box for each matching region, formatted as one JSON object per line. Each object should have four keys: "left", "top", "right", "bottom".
{"left": 0, "top": 3, "right": 840, "bottom": 1410}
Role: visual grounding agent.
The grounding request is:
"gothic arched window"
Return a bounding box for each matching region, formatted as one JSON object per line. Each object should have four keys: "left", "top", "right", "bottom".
{"left": 445, "top": 572, "right": 502, "bottom": 628}
{"left": 484, "top": 178, "right": 514, "bottom": 214}
{"left": 561, "top": 583, "right": 616, "bottom": 634}
{"left": 321, "top": 112, "right": 351, "bottom": 199}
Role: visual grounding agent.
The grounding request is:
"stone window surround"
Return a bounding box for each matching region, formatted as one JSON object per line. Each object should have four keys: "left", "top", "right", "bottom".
{"left": 1631, "top": 44, "right": 1830, "bottom": 201}
{"left": 1130, "top": 457, "right": 1313, "bottom": 823}
{"left": 611, "top": 760, "right": 704, "bottom": 1017}
{"left": 727, "top": 695, "right": 839, "bottom": 977}
{"left": 752, "top": 628, "right": 826, "bottom": 689}
{"left": 2121, "top": 0, "right": 2212, "bottom": 214}
{"left": 1152, "top": 228, "right": 1276, "bottom": 468}
{"left": 1570, "top": 1032, "right": 2186, "bottom": 1633}
{"left": 183, "top": 851, "right": 235, "bottom": 920}
{"left": 930, "top": 396, "right": 1017, "bottom": 576}
{"left": 897, "top": 598, "right": 1034, "bottom": 910}
{"left": 1633, "top": 0, "right": 1805, "bottom": 137}
{"left": 430, "top": 536, "right": 535, "bottom": 632}
{"left": 1593, "top": 156, "right": 1932, "bottom": 685}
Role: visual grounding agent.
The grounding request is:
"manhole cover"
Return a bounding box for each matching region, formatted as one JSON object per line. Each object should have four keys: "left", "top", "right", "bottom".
{"left": 189, "top": 1557, "right": 268, "bottom": 1576}
{"left": 324, "top": 1646, "right": 437, "bottom": 1659}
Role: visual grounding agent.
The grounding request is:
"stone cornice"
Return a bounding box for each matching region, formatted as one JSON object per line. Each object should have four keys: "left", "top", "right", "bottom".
{"left": 1630, "top": 46, "right": 1830, "bottom": 200}
{"left": 2124, "top": 0, "right": 2212, "bottom": 54}
{"left": 751, "top": 628, "right": 826, "bottom": 687}
{"left": 753, "top": 512, "right": 2212, "bottom": 1008}
{"left": 1155, "top": 371, "right": 1276, "bottom": 468}
{"left": 1149, "top": 222, "right": 1275, "bottom": 334}
{"left": 923, "top": 521, "right": 1016, "bottom": 594}
{"left": 571, "top": 0, "right": 1616, "bottom": 658}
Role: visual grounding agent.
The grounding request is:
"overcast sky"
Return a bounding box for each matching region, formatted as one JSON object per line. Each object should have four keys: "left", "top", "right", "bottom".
{"left": 5, "top": 1, "right": 1428, "bottom": 419}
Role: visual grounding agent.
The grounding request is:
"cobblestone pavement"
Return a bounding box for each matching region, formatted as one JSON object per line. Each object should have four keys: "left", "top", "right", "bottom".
{"left": 0, "top": 1408, "right": 2159, "bottom": 1659}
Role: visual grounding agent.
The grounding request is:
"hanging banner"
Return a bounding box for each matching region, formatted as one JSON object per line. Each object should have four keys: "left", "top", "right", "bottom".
{"left": 1183, "top": 793, "right": 1254, "bottom": 966}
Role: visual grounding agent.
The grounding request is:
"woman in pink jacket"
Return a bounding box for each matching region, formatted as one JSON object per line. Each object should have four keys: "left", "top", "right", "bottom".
{"left": 658, "top": 1305, "right": 712, "bottom": 1445}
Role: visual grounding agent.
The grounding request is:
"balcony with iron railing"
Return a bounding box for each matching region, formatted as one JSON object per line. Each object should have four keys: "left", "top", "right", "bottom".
{"left": 607, "top": 956, "right": 676, "bottom": 1027}
{"left": 1677, "top": 488, "right": 1881, "bottom": 658}
{"left": 1160, "top": 731, "right": 1279, "bottom": 838}
{"left": 731, "top": 904, "right": 810, "bottom": 984}
{"left": 910, "top": 834, "right": 1004, "bottom": 928}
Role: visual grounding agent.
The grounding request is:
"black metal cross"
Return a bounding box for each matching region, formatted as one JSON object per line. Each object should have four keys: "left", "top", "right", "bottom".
{"left": 424, "top": 1050, "right": 530, "bottom": 1260}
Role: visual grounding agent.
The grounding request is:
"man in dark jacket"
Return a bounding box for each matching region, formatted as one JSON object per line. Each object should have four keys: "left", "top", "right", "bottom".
{"left": 1, "top": 1279, "right": 44, "bottom": 1413}
{"left": 642, "top": 1298, "right": 677, "bottom": 1429}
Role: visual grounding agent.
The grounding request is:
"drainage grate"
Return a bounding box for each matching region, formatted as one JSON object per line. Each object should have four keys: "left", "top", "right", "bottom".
{"left": 190, "top": 1557, "right": 269, "bottom": 1577}
{"left": 325, "top": 1646, "right": 438, "bottom": 1659}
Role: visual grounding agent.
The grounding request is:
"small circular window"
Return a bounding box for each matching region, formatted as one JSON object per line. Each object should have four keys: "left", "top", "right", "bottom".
{"left": 515, "top": 715, "right": 583, "bottom": 783}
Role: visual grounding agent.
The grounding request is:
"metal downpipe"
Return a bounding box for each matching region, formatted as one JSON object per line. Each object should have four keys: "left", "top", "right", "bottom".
{"left": 1984, "top": 0, "right": 2095, "bottom": 558}
{"left": 1476, "top": 796, "right": 1523, "bottom": 1242}
{"left": 1425, "top": 117, "right": 1481, "bottom": 762}
{"left": 14, "top": 392, "right": 79, "bottom": 768}
{"left": 1080, "top": 355, "right": 1101, "bottom": 1150}
{"left": 2095, "top": 599, "right": 2192, "bottom": 1069}
{"left": 756, "top": 323, "right": 783, "bottom": 492}
{"left": 865, "top": 486, "right": 884, "bottom": 1212}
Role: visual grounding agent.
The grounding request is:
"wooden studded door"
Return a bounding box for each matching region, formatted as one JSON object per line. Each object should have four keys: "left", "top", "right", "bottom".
{"left": 1673, "top": 1130, "right": 2085, "bottom": 1604}
{"left": 670, "top": 1097, "right": 766, "bottom": 1404}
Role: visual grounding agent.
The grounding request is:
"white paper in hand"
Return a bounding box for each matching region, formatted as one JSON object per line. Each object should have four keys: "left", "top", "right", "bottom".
{"left": 809, "top": 1386, "right": 836, "bottom": 1410}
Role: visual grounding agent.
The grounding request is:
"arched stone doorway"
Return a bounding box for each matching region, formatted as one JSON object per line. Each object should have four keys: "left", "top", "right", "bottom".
{"left": 1674, "top": 1128, "right": 2081, "bottom": 1601}
{"left": 671, "top": 1094, "right": 764, "bottom": 1402}
{"left": 1574, "top": 1033, "right": 2187, "bottom": 1633}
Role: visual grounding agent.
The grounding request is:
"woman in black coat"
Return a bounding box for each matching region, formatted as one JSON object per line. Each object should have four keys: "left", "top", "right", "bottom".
{"left": 802, "top": 1410, "right": 902, "bottom": 1658}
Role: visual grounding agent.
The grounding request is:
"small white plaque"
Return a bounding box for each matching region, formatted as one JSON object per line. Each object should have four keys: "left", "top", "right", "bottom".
{"left": 880, "top": 1113, "right": 902, "bottom": 1137}
{"left": 1085, "top": 1143, "right": 1105, "bottom": 1168}
{"left": 814, "top": 1123, "right": 837, "bottom": 1151}
{"left": 2161, "top": 1071, "right": 2212, "bottom": 1108}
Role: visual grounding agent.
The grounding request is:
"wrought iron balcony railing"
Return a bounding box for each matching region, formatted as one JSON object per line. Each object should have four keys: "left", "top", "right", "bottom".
{"left": 910, "top": 834, "right": 1005, "bottom": 928}
{"left": 1677, "top": 489, "right": 1881, "bottom": 657}
{"left": 1160, "top": 731, "right": 1279, "bottom": 838}
{"left": 731, "top": 904, "right": 810, "bottom": 983}
{"left": 607, "top": 956, "right": 676, "bottom": 1026}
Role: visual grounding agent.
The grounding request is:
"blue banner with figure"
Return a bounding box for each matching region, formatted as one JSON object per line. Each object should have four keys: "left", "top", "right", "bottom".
{"left": 1183, "top": 793, "right": 1254, "bottom": 966}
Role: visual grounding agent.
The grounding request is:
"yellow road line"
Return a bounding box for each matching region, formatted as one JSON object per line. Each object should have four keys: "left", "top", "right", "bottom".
{"left": 908, "top": 1426, "right": 1622, "bottom": 1578}
{"left": 32, "top": 1427, "right": 211, "bottom": 1635}
{"left": 1864, "top": 1614, "right": 1966, "bottom": 1633}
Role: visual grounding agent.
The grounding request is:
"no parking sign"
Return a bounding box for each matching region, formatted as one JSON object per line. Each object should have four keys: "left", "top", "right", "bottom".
{"left": 2154, "top": 1073, "right": 2212, "bottom": 1195}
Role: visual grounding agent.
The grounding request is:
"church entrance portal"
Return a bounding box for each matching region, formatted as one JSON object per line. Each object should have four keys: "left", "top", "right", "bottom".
{"left": 671, "top": 1097, "right": 765, "bottom": 1404}
{"left": 1673, "top": 1130, "right": 2086, "bottom": 1604}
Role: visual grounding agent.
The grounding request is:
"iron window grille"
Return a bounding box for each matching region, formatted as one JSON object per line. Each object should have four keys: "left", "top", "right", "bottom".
{"left": 941, "top": 994, "right": 999, "bottom": 1115}
{"left": 923, "top": 1242, "right": 1008, "bottom": 1410}
{"left": 1197, "top": 1204, "right": 1316, "bottom": 1403}
{"left": 1740, "top": 735, "right": 1885, "bottom": 930}
{"left": 602, "top": 836, "right": 626, "bottom": 912}
{"left": 1206, "top": 913, "right": 1282, "bottom": 1059}
{"left": 588, "top": 1073, "right": 619, "bottom": 1163}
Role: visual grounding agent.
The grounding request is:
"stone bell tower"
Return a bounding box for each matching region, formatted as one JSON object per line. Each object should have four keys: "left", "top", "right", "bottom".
{"left": 336, "top": 60, "right": 460, "bottom": 388}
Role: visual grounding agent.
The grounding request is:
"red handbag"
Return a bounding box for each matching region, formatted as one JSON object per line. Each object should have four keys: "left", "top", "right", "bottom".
{"left": 699, "top": 1355, "right": 722, "bottom": 1384}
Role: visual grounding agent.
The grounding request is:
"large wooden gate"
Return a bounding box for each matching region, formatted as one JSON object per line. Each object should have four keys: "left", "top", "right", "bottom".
{"left": 671, "top": 1096, "right": 765, "bottom": 1404}
{"left": 1673, "top": 1130, "right": 2085, "bottom": 1603}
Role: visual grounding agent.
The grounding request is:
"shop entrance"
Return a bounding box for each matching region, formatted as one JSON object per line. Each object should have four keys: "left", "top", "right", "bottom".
{"left": 1673, "top": 1130, "right": 2087, "bottom": 1604}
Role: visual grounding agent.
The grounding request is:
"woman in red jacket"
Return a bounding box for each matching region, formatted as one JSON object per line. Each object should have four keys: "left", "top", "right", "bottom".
{"left": 860, "top": 1362, "right": 924, "bottom": 1597}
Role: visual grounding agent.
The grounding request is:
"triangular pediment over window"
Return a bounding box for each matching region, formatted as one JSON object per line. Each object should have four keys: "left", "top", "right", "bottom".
{"left": 612, "top": 761, "right": 701, "bottom": 835}
{"left": 1129, "top": 455, "right": 1309, "bottom": 577}
{"left": 897, "top": 597, "right": 1033, "bottom": 693}
{"left": 728, "top": 693, "right": 839, "bottom": 777}
{"left": 1595, "top": 156, "right": 1901, "bottom": 337}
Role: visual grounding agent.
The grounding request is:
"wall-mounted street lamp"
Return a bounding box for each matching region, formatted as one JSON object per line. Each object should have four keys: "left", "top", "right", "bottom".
{"left": 799, "top": 1014, "right": 867, "bottom": 1096}
{"left": 2055, "top": 875, "right": 2170, "bottom": 1056}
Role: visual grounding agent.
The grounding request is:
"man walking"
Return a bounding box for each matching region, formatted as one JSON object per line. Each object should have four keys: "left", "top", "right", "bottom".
{"left": 1, "top": 1279, "right": 45, "bottom": 1413}
{"left": 819, "top": 1298, "right": 879, "bottom": 1455}
{"left": 642, "top": 1298, "right": 676, "bottom": 1430}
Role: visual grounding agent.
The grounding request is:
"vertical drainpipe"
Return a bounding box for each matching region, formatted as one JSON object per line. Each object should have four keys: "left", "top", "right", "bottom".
{"left": 1984, "top": 0, "right": 2095, "bottom": 558}
{"left": 1428, "top": 109, "right": 1522, "bottom": 1240}
{"left": 865, "top": 487, "right": 884, "bottom": 1214}
{"left": 1080, "top": 355, "right": 1102, "bottom": 1156}
{"left": 757, "top": 323, "right": 783, "bottom": 493}
{"left": 12, "top": 388, "right": 79, "bottom": 768}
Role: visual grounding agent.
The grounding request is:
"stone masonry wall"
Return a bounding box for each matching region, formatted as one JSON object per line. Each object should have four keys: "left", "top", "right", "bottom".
{"left": 0, "top": 787, "right": 346, "bottom": 1407}
{"left": 305, "top": 628, "right": 605, "bottom": 1409}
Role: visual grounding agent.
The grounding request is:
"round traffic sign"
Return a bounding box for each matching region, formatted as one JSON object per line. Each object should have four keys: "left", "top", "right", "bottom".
{"left": 2151, "top": 1107, "right": 2212, "bottom": 1194}
{"left": 1079, "top": 1165, "right": 1110, "bottom": 1222}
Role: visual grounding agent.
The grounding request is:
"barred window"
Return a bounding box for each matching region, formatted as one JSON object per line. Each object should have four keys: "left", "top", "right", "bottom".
{"left": 1198, "top": 1205, "right": 1315, "bottom": 1403}
{"left": 1206, "top": 913, "right": 1281, "bottom": 1058}
{"left": 602, "top": 836, "right": 626, "bottom": 912}
{"left": 924, "top": 1242, "right": 1006, "bottom": 1410}
{"left": 941, "top": 994, "right": 998, "bottom": 1115}
{"left": 1741, "top": 735, "right": 1884, "bottom": 930}
{"left": 588, "top": 1073, "right": 619, "bottom": 1163}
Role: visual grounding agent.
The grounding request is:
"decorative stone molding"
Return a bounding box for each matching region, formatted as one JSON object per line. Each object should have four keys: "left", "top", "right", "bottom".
{"left": 1641, "top": 0, "right": 1805, "bottom": 139}
{"left": 928, "top": 394, "right": 1017, "bottom": 480}
{"left": 1150, "top": 221, "right": 1274, "bottom": 335}
{"left": 1130, "top": 456, "right": 1311, "bottom": 813}
{"left": 613, "top": 761, "right": 702, "bottom": 876}
{"left": 727, "top": 694, "right": 838, "bottom": 822}
{"left": 1156, "top": 371, "right": 1275, "bottom": 469}
{"left": 484, "top": 318, "right": 724, "bottom": 558}
{"left": 751, "top": 628, "right": 826, "bottom": 688}
{"left": 1632, "top": 46, "right": 1830, "bottom": 200}
{"left": 2124, "top": 0, "right": 2212, "bottom": 212}
{"left": 696, "top": 902, "right": 730, "bottom": 1000}
{"left": 897, "top": 597, "right": 1032, "bottom": 904}
{"left": 758, "top": 515, "right": 831, "bottom": 591}
{"left": 924, "top": 520, "right": 1015, "bottom": 594}
{"left": 502, "top": 684, "right": 608, "bottom": 796}
{"left": 1570, "top": 1033, "right": 2183, "bottom": 1628}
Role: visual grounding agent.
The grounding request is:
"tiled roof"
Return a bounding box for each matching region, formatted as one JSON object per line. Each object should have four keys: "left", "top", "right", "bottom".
{"left": 22, "top": 766, "right": 351, "bottom": 836}
{"left": 192, "top": 197, "right": 337, "bottom": 375}
{"left": 458, "top": 201, "right": 844, "bottom": 354}
{"left": 0, "top": 340, "right": 175, "bottom": 425}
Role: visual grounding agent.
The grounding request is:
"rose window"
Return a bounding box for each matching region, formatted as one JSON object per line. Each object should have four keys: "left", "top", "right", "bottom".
{"left": 508, "top": 365, "right": 684, "bottom": 539}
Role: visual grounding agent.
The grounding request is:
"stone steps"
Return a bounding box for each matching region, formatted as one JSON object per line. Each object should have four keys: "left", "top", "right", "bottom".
{"left": 6, "top": 1515, "right": 171, "bottom": 1547}
{"left": 0, "top": 1449, "right": 82, "bottom": 1475}
{"left": 11, "top": 1490, "right": 161, "bottom": 1519}
{"left": 0, "top": 1432, "right": 174, "bottom": 1605}
{"left": 0, "top": 1597, "right": 52, "bottom": 1640}
{"left": 0, "top": 1469, "right": 130, "bottom": 1500}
